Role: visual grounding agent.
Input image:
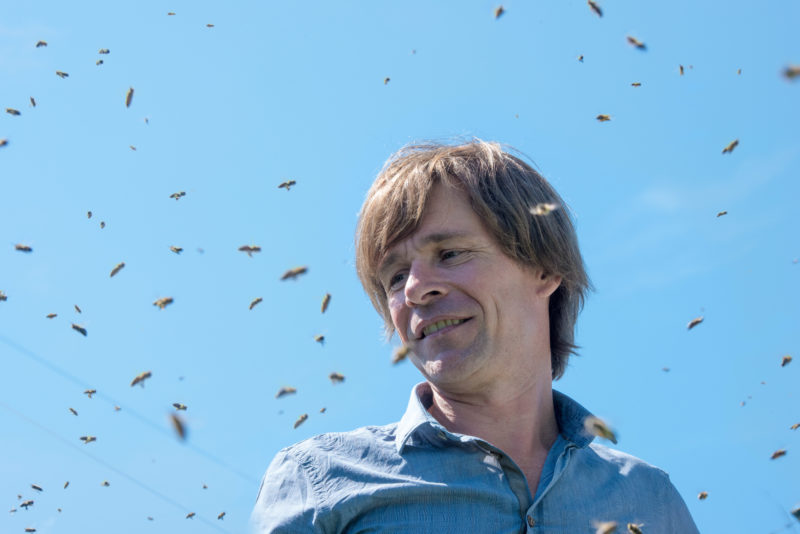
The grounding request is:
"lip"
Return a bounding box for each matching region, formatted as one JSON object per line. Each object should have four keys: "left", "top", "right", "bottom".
{"left": 412, "top": 316, "right": 471, "bottom": 340}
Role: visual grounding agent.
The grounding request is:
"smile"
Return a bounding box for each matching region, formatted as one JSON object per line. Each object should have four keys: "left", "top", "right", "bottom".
{"left": 422, "top": 318, "right": 467, "bottom": 338}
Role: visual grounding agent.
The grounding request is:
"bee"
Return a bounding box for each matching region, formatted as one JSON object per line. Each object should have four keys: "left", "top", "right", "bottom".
{"left": 31, "top": 484, "right": 42, "bottom": 492}
{"left": 98, "top": 48, "right": 110, "bottom": 54}
{"left": 329, "top": 372, "right": 345, "bottom": 384}
{"left": 101, "top": 480, "right": 110, "bottom": 487}
{"left": 153, "top": 297, "right": 173, "bottom": 309}
{"left": 0, "top": 290, "right": 6, "bottom": 302}
{"left": 167, "top": 12, "right": 176, "bottom": 16}
{"left": 87, "top": 211, "right": 92, "bottom": 218}
{"left": 384, "top": 77, "right": 390, "bottom": 85}
{"left": 780, "top": 355, "right": 792, "bottom": 367}
{"left": 173, "top": 403, "right": 187, "bottom": 411}
{"left": 626, "top": 36, "right": 646, "bottom": 50}
{"left": 791, "top": 506, "right": 800, "bottom": 520}
{"left": 687, "top": 316, "right": 703, "bottom": 330}
{"left": 64, "top": 481, "right": 69, "bottom": 489}
{"left": 314, "top": 334, "right": 325, "bottom": 345}
{"left": 25, "top": 528, "right": 36, "bottom": 532}
{"left": 790, "top": 423, "right": 799, "bottom": 430}
{"left": 627, "top": 524, "right": 643, "bottom": 534}
{"left": 99, "top": 221, "right": 106, "bottom": 228}
{"left": 281, "top": 266, "right": 308, "bottom": 280}
{"left": 170, "top": 414, "right": 187, "bottom": 441}
{"left": 130, "top": 371, "right": 152, "bottom": 387}
{"left": 783, "top": 65, "right": 800, "bottom": 80}
{"left": 321, "top": 293, "right": 331, "bottom": 313}
{"left": 592, "top": 520, "right": 618, "bottom": 534}
{"left": 30, "top": 97, "right": 36, "bottom": 107}
{"left": 771, "top": 449, "right": 787, "bottom": 460}
{"left": 69, "top": 407, "right": 78, "bottom": 416}
{"left": 278, "top": 179, "right": 296, "bottom": 190}
{"left": 587, "top": 1, "right": 603, "bottom": 17}
{"left": 46, "top": 313, "right": 56, "bottom": 319}
{"left": 249, "top": 297, "right": 263, "bottom": 310}
{"left": 80, "top": 436, "right": 97, "bottom": 444}
{"left": 494, "top": 5, "right": 505, "bottom": 19}
{"left": 698, "top": 491, "right": 708, "bottom": 500}
{"left": 392, "top": 345, "right": 411, "bottom": 364}
{"left": 238, "top": 244, "right": 261, "bottom": 257}
{"left": 293, "top": 414, "right": 308, "bottom": 429}
{"left": 110, "top": 262, "right": 125, "bottom": 277}
{"left": 129, "top": 145, "right": 136, "bottom": 151}
{"left": 15, "top": 244, "right": 33, "bottom": 252}
{"left": 583, "top": 415, "right": 617, "bottom": 444}
{"left": 577, "top": 55, "right": 584, "bottom": 62}
{"left": 20, "top": 500, "right": 34, "bottom": 509}
{"left": 35, "top": 40, "right": 47, "bottom": 47}
{"left": 631, "top": 82, "right": 641, "bottom": 87}
{"left": 6, "top": 108, "right": 21, "bottom": 116}
{"left": 0, "top": 139, "right": 7, "bottom": 148}
{"left": 206, "top": 23, "right": 215, "bottom": 28}
{"left": 74, "top": 304, "right": 82, "bottom": 313}
{"left": 169, "top": 246, "right": 183, "bottom": 254}
{"left": 125, "top": 87, "right": 134, "bottom": 108}
{"left": 96, "top": 59, "right": 103, "bottom": 66}
{"left": 529, "top": 203, "right": 560, "bottom": 216}
{"left": 84, "top": 389, "right": 96, "bottom": 398}
{"left": 716, "top": 211, "right": 727, "bottom": 217}
{"left": 679, "top": 65, "right": 684, "bottom": 76}
{"left": 596, "top": 114, "right": 611, "bottom": 122}
{"left": 275, "top": 386, "right": 297, "bottom": 399}
{"left": 721, "top": 139, "right": 739, "bottom": 154}
{"left": 72, "top": 323, "right": 88, "bottom": 336}
{"left": 737, "top": 68, "right": 742, "bottom": 75}
{"left": 169, "top": 191, "right": 186, "bottom": 200}
{"left": 320, "top": 407, "right": 327, "bottom": 413}
{"left": 55, "top": 71, "right": 69, "bottom": 78}
{"left": 186, "top": 512, "right": 195, "bottom": 519}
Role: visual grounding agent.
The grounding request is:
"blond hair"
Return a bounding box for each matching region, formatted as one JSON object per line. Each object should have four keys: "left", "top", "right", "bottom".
{"left": 355, "top": 140, "right": 591, "bottom": 379}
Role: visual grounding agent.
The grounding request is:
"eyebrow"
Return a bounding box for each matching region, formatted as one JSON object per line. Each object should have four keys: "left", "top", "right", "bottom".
{"left": 378, "top": 231, "right": 473, "bottom": 278}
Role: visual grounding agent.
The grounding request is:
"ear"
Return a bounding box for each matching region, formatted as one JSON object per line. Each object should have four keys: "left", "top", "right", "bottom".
{"left": 536, "top": 272, "right": 562, "bottom": 299}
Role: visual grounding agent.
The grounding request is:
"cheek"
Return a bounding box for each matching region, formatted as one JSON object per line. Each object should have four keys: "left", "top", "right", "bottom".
{"left": 388, "top": 296, "right": 409, "bottom": 340}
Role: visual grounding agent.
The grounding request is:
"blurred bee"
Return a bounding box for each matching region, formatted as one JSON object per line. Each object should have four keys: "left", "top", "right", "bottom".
{"left": 96, "top": 59, "right": 103, "bottom": 66}
{"left": 35, "top": 40, "right": 47, "bottom": 47}
{"left": 593, "top": 520, "right": 617, "bottom": 534}
{"left": 716, "top": 211, "right": 727, "bottom": 217}
{"left": 130, "top": 371, "right": 152, "bottom": 387}
{"left": 737, "top": 68, "right": 742, "bottom": 75}
{"left": 392, "top": 345, "right": 411, "bottom": 364}
{"left": 494, "top": 5, "right": 505, "bottom": 19}
{"left": 0, "top": 291, "right": 6, "bottom": 302}
{"left": 169, "top": 191, "right": 186, "bottom": 200}
{"left": 170, "top": 413, "right": 187, "bottom": 441}
{"left": 84, "top": 389, "right": 96, "bottom": 398}
{"left": 153, "top": 297, "right": 173, "bottom": 309}
{"left": 627, "top": 524, "right": 643, "bottom": 534}
{"left": 596, "top": 114, "right": 611, "bottom": 122}
{"left": 20, "top": 500, "right": 33, "bottom": 509}
{"left": 170, "top": 246, "right": 183, "bottom": 254}
{"left": 80, "top": 436, "right": 96, "bottom": 444}
{"left": 238, "top": 244, "right": 261, "bottom": 257}
{"left": 15, "top": 244, "right": 33, "bottom": 252}
{"left": 530, "top": 203, "right": 560, "bottom": 216}
{"left": 87, "top": 211, "right": 92, "bottom": 218}
{"left": 293, "top": 414, "right": 308, "bottom": 429}
{"left": 72, "top": 324, "right": 87, "bottom": 336}
{"left": 721, "top": 139, "right": 739, "bottom": 154}
{"left": 173, "top": 403, "right": 187, "bottom": 411}
{"left": 125, "top": 87, "right": 134, "bottom": 108}
{"left": 74, "top": 304, "right": 82, "bottom": 313}
{"left": 697, "top": 491, "right": 708, "bottom": 500}
{"left": 6, "top": 108, "right": 21, "bottom": 116}
{"left": 587, "top": 0, "right": 602, "bottom": 16}
{"left": 98, "top": 48, "right": 110, "bottom": 54}
{"left": 31, "top": 484, "right": 42, "bottom": 492}
{"left": 0, "top": 139, "right": 7, "bottom": 148}
{"left": 679, "top": 65, "right": 684, "bottom": 76}
{"left": 577, "top": 55, "right": 584, "bottom": 62}
{"left": 314, "top": 334, "right": 325, "bottom": 345}
{"left": 321, "top": 293, "right": 331, "bottom": 313}
{"left": 384, "top": 77, "right": 390, "bottom": 85}
{"left": 626, "top": 36, "right": 646, "bottom": 50}
{"left": 100, "top": 221, "right": 105, "bottom": 228}
{"left": 278, "top": 179, "right": 296, "bottom": 190}
{"left": 30, "top": 97, "right": 36, "bottom": 107}
{"left": 110, "top": 262, "right": 125, "bottom": 277}
{"left": 771, "top": 449, "right": 787, "bottom": 460}
{"left": 783, "top": 65, "right": 800, "bottom": 80}
{"left": 780, "top": 355, "right": 792, "bottom": 367}
{"left": 186, "top": 512, "right": 195, "bottom": 519}
{"left": 687, "top": 316, "right": 703, "bottom": 330}
{"left": 275, "top": 386, "right": 297, "bottom": 399}
{"left": 102, "top": 480, "right": 110, "bottom": 487}
{"left": 631, "top": 82, "right": 641, "bottom": 87}
{"left": 25, "top": 528, "right": 35, "bottom": 532}
{"left": 249, "top": 297, "right": 263, "bottom": 310}
{"left": 64, "top": 481, "right": 69, "bottom": 489}
{"left": 55, "top": 71, "right": 68, "bottom": 78}
{"left": 129, "top": 146, "right": 136, "bottom": 151}
{"left": 167, "top": 12, "right": 176, "bottom": 15}
{"left": 281, "top": 266, "right": 308, "bottom": 280}
{"left": 206, "top": 23, "right": 215, "bottom": 28}
{"left": 791, "top": 506, "right": 800, "bottom": 520}
{"left": 583, "top": 415, "right": 617, "bottom": 444}
{"left": 320, "top": 407, "right": 327, "bottom": 413}
{"left": 329, "top": 372, "right": 345, "bottom": 384}
{"left": 69, "top": 407, "right": 78, "bottom": 416}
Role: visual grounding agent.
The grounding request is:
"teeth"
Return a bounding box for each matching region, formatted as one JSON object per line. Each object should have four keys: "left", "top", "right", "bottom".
{"left": 423, "top": 318, "right": 464, "bottom": 337}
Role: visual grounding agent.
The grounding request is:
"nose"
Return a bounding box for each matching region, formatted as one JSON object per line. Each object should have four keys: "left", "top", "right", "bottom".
{"left": 403, "top": 260, "right": 446, "bottom": 307}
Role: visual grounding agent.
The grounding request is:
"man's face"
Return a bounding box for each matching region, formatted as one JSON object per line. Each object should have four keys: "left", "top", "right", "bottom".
{"left": 378, "top": 184, "right": 561, "bottom": 394}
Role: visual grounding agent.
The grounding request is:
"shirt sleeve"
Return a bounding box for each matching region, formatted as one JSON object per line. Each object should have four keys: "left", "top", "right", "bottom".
{"left": 250, "top": 448, "right": 323, "bottom": 534}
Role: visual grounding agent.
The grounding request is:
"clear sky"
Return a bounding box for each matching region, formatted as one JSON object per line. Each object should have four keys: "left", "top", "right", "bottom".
{"left": 1, "top": 1, "right": 799, "bottom": 533}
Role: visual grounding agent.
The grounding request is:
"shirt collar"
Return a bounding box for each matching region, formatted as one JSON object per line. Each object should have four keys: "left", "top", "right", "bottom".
{"left": 396, "top": 382, "right": 595, "bottom": 453}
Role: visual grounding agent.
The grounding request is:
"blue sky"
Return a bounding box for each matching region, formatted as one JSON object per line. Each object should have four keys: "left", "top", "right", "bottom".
{"left": 1, "top": 1, "right": 799, "bottom": 532}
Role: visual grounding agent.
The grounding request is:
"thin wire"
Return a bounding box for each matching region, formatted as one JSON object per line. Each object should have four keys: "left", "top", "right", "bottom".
{"left": 0, "top": 333, "right": 258, "bottom": 486}
{"left": 0, "top": 398, "right": 233, "bottom": 534}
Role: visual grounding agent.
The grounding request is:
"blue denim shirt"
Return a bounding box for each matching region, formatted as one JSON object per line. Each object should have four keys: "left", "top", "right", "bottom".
{"left": 252, "top": 383, "right": 699, "bottom": 533}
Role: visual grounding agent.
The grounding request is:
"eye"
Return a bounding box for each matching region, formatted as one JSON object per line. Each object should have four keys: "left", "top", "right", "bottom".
{"left": 386, "top": 271, "right": 407, "bottom": 292}
{"left": 440, "top": 249, "right": 463, "bottom": 261}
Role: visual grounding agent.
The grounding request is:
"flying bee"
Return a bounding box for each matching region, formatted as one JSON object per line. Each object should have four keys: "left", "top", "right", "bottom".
{"left": 249, "top": 297, "right": 263, "bottom": 310}
{"left": 679, "top": 65, "right": 684, "bottom": 75}
{"left": 186, "top": 512, "right": 195, "bottom": 519}
{"left": 631, "top": 82, "right": 641, "bottom": 87}
{"left": 321, "top": 293, "right": 331, "bottom": 313}
{"left": 716, "top": 211, "right": 727, "bottom": 217}
{"left": 31, "top": 484, "right": 42, "bottom": 492}
{"left": 69, "top": 407, "right": 78, "bottom": 416}
{"left": 173, "top": 403, "right": 187, "bottom": 411}
{"left": 275, "top": 386, "right": 297, "bottom": 399}
{"left": 6, "top": 108, "right": 21, "bottom": 116}
{"left": 329, "top": 372, "right": 345, "bottom": 384}
{"left": 238, "top": 244, "right": 261, "bottom": 257}
{"left": 583, "top": 415, "right": 617, "bottom": 444}
{"left": 577, "top": 55, "right": 584, "bottom": 62}
{"left": 20, "top": 500, "right": 33, "bottom": 509}
{"left": 64, "top": 481, "right": 69, "bottom": 489}
{"left": 494, "top": 5, "right": 505, "bottom": 18}
{"left": 721, "top": 139, "right": 739, "bottom": 154}
{"left": 783, "top": 65, "right": 800, "bottom": 80}
{"left": 99, "top": 221, "right": 105, "bottom": 228}
{"left": 0, "top": 291, "right": 6, "bottom": 302}
{"left": 206, "top": 23, "right": 215, "bottom": 28}
{"left": 80, "top": 436, "right": 96, "bottom": 444}
{"left": 96, "top": 59, "right": 103, "bottom": 66}
{"left": 25, "top": 527, "right": 36, "bottom": 532}
{"left": 626, "top": 36, "right": 646, "bottom": 50}
{"left": 30, "top": 97, "right": 36, "bottom": 107}
{"left": 698, "top": 491, "right": 708, "bottom": 500}
{"left": 530, "top": 202, "right": 560, "bottom": 216}
{"left": 55, "top": 71, "right": 68, "bottom": 78}
{"left": 278, "top": 179, "right": 296, "bottom": 190}
{"left": 130, "top": 371, "right": 152, "bottom": 387}
{"left": 84, "top": 389, "right": 96, "bottom": 398}
{"left": 153, "top": 297, "right": 173, "bottom": 309}
{"left": 314, "top": 334, "right": 325, "bottom": 345}
{"left": 35, "top": 40, "right": 47, "bottom": 47}
{"left": 125, "top": 87, "right": 134, "bottom": 108}
{"left": 169, "top": 246, "right": 183, "bottom": 254}
{"left": 587, "top": 1, "right": 602, "bottom": 17}
{"left": 101, "top": 480, "right": 109, "bottom": 487}
{"left": 593, "top": 520, "right": 618, "bottom": 534}
{"left": 687, "top": 316, "right": 703, "bottom": 330}
{"left": 293, "top": 414, "right": 308, "bottom": 429}
{"left": 110, "top": 262, "right": 125, "bottom": 277}
{"left": 384, "top": 77, "right": 390, "bottom": 85}
{"left": 281, "top": 266, "right": 308, "bottom": 280}
{"left": 167, "top": 12, "right": 175, "bottom": 15}
{"left": 98, "top": 48, "right": 110, "bottom": 54}
{"left": 771, "top": 449, "right": 787, "bottom": 460}
{"left": 392, "top": 345, "right": 411, "bottom": 364}
{"left": 74, "top": 304, "right": 82, "bottom": 313}
{"left": 170, "top": 413, "right": 187, "bottom": 441}
{"left": 780, "top": 355, "right": 792, "bottom": 367}
{"left": 627, "top": 524, "right": 643, "bottom": 534}
{"left": 791, "top": 506, "right": 800, "bottom": 520}
{"left": 0, "top": 139, "right": 7, "bottom": 148}
{"left": 15, "top": 244, "right": 33, "bottom": 252}
{"left": 320, "top": 407, "right": 327, "bottom": 413}
{"left": 596, "top": 114, "right": 611, "bottom": 122}
{"left": 169, "top": 191, "right": 186, "bottom": 200}
{"left": 72, "top": 324, "right": 87, "bottom": 336}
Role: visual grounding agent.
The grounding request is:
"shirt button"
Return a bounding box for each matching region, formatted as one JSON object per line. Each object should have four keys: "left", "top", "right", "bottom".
{"left": 527, "top": 515, "right": 535, "bottom": 528}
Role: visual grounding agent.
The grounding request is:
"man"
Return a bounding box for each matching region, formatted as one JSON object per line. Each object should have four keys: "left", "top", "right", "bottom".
{"left": 252, "top": 140, "right": 699, "bottom": 533}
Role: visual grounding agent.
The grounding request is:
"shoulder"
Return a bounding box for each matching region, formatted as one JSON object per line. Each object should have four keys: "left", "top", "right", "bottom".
{"left": 281, "top": 423, "right": 400, "bottom": 466}
{"left": 583, "top": 443, "right": 671, "bottom": 480}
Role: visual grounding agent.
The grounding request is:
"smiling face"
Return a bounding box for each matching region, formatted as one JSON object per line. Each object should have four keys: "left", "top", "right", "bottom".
{"left": 378, "top": 183, "right": 561, "bottom": 394}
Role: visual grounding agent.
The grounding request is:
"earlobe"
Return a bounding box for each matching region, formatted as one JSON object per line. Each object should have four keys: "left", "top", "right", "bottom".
{"left": 537, "top": 273, "right": 562, "bottom": 298}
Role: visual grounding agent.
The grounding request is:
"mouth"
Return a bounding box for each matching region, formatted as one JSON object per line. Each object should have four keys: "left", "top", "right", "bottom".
{"left": 419, "top": 317, "right": 470, "bottom": 339}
